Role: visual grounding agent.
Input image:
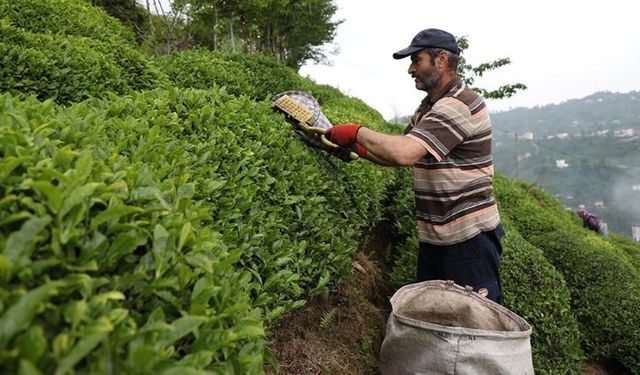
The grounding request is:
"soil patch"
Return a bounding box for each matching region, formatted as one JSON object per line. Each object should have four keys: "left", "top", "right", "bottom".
{"left": 265, "top": 222, "right": 394, "bottom": 375}
{"left": 265, "top": 252, "right": 387, "bottom": 374}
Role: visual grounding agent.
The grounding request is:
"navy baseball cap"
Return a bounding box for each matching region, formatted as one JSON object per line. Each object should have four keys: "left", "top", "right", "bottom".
{"left": 393, "top": 28, "right": 459, "bottom": 59}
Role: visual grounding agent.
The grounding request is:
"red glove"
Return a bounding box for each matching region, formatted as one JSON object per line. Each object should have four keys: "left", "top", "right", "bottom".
{"left": 326, "top": 124, "right": 362, "bottom": 146}
{"left": 352, "top": 143, "right": 367, "bottom": 157}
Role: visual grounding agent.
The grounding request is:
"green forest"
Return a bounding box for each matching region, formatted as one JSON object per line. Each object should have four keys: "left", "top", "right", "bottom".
{"left": 1, "top": 1, "right": 640, "bottom": 374}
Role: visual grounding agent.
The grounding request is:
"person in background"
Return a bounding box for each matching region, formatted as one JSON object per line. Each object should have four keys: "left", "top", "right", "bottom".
{"left": 327, "top": 28, "right": 505, "bottom": 303}
{"left": 577, "top": 208, "right": 609, "bottom": 238}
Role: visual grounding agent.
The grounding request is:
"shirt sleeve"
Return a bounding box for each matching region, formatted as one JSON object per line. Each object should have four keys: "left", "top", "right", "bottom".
{"left": 405, "top": 97, "right": 472, "bottom": 161}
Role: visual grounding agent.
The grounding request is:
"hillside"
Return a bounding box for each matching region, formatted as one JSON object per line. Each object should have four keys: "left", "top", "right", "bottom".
{"left": 1, "top": 2, "right": 640, "bottom": 375}
{"left": 492, "top": 91, "right": 640, "bottom": 135}
{"left": 492, "top": 91, "right": 640, "bottom": 237}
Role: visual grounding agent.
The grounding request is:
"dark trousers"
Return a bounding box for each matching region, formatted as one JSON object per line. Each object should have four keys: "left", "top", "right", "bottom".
{"left": 416, "top": 225, "right": 504, "bottom": 304}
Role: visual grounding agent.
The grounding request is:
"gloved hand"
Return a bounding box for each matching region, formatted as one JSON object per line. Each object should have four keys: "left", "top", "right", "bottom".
{"left": 331, "top": 143, "right": 367, "bottom": 162}
{"left": 326, "top": 124, "right": 362, "bottom": 146}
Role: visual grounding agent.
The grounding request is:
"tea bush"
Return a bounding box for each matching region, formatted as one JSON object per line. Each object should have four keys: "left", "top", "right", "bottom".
{"left": 531, "top": 231, "right": 640, "bottom": 373}
{"left": 0, "top": 93, "right": 265, "bottom": 373}
{"left": 0, "top": 82, "right": 396, "bottom": 373}
{"left": 0, "top": 0, "right": 136, "bottom": 44}
{"left": 0, "top": 22, "right": 167, "bottom": 104}
{"left": 608, "top": 233, "right": 640, "bottom": 272}
{"left": 495, "top": 175, "right": 640, "bottom": 372}
{"left": 499, "top": 219, "right": 583, "bottom": 374}
{"left": 159, "top": 50, "right": 310, "bottom": 101}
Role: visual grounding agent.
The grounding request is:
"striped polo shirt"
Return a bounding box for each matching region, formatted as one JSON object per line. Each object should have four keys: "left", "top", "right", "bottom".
{"left": 404, "top": 78, "right": 500, "bottom": 245}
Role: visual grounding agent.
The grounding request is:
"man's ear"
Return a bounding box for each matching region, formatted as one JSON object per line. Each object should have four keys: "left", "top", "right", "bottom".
{"left": 436, "top": 51, "right": 448, "bottom": 68}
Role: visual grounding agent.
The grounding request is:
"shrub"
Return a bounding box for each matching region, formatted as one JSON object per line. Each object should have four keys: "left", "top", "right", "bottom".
{"left": 0, "top": 23, "right": 167, "bottom": 104}
{"left": 0, "top": 0, "right": 136, "bottom": 44}
{"left": 0, "top": 93, "right": 264, "bottom": 374}
{"left": 159, "top": 50, "right": 311, "bottom": 101}
{"left": 496, "top": 174, "right": 640, "bottom": 372}
{"left": 222, "top": 53, "right": 315, "bottom": 100}
{"left": 500, "top": 219, "right": 583, "bottom": 374}
{"left": 609, "top": 233, "right": 640, "bottom": 272}
{"left": 531, "top": 230, "right": 640, "bottom": 373}
{"left": 158, "top": 50, "right": 255, "bottom": 97}
{"left": 0, "top": 85, "right": 396, "bottom": 373}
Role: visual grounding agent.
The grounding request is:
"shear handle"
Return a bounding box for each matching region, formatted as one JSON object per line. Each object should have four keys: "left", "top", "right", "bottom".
{"left": 297, "top": 122, "right": 358, "bottom": 160}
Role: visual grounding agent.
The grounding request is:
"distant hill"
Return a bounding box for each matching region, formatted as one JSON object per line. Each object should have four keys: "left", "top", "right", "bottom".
{"left": 491, "top": 91, "right": 640, "bottom": 237}
{"left": 492, "top": 91, "right": 640, "bottom": 135}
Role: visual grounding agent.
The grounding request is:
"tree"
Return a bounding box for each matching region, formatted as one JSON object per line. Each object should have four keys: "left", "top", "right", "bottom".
{"left": 91, "top": 0, "right": 151, "bottom": 42}
{"left": 173, "top": 0, "right": 341, "bottom": 68}
{"left": 456, "top": 36, "right": 527, "bottom": 100}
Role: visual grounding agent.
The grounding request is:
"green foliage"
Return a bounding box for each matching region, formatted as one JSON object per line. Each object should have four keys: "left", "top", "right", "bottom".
{"left": 159, "top": 50, "right": 372, "bottom": 105}
{"left": 0, "top": 0, "right": 136, "bottom": 44}
{"left": 456, "top": 36, "right": 527, "bottom": 99}
{"left": 0, "top": 82, "right": 395, "bottom": 373}
{"left": 90, "top": 0, "right": 152, "bottom": 43}
{"left": 0, "top": 93, "right": 265, "bottom": 373}
{"left": 496, "top": 174, "right": 640, "bottom": 373}
{"left": 158, "top": 49, "right": 255, "bottom": 96}
{"left": 494, "top": 175, "right": 637, "bottom": 267}
{"left": 319, "top": 307, "right": 337, "bottom": 329}
{"left": 386, "top": 169, "right": 418, "bottom": 287}
{"left": 499, "top": 219, "right": 583, "bottom": 374}
{"left": 0, "top": 22, "right": 167, "bottom": 104}
{"left": 158, "top": 49, "right": 314, "bottom": 100}
{"left": 176, "top": 0, "right": 341, "bottom": 68}
{"left": 608, "top": 234, "right": 640, "bottom": 271}
{"left": 531, "top": 231, "right": 640, "bottom": 373}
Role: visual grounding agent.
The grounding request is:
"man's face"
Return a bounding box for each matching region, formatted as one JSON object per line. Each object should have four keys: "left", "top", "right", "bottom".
{"left": 408, "top": 50, "right": 440, "bottom": 92}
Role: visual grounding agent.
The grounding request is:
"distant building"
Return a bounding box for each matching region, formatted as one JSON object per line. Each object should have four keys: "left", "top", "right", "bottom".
{"left": 594, "top": 200, "right": 605, "bottom": 208}
{"left": 595, "top": 129, "right": 610, "bottom": 136}
{"left": 556, "top": 133, "right": 569, "bottom": 140}
{"left": 614, "top": 128, "right": 634, "bottom": 137}
{"left": 632, "top": 225, "right": 640, "bottom": 242}
{"left": 520, "top": 132, "right": 534, "bottom": 140}
{"left": 517, "top": 152, "right": 531, "bottom": 162}
{"left": 633, "top": 184, "right": 640, "bottom": 192}
{"left": 556, "top": 160, "right": 569, "bottom": 168}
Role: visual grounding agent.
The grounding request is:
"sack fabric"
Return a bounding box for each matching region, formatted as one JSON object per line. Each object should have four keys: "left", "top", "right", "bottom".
{"left": 380, "top": 280, "right": 534, "bottom": 375}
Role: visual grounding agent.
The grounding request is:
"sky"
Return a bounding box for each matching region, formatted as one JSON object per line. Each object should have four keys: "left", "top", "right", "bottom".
{"left": 299, "top": 0, "right": 640, "bottom": 120}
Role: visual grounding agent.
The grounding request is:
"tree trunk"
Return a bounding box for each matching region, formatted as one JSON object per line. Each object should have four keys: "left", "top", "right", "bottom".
{"left": 229, "top": 14, "right": 235, "bottom": 52}
{"left": 212, "top": 1, "right": 218, "bottom": 50}
{"left": 145, "top": 0, "right": 156, "bottom": 40}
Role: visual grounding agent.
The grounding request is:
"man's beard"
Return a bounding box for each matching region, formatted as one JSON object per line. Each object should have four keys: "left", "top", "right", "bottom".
{"left": 415, "top": 66, "right": 440, "bottom": 91}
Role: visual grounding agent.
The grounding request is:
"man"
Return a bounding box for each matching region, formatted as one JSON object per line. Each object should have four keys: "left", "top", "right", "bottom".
{"left": 327, "top": 28, "right": 505, "bottom": 303}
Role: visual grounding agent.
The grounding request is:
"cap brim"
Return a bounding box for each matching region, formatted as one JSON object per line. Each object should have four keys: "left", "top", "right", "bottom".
{"left": 392, "top": 46, "right": 423, "bottom": 59}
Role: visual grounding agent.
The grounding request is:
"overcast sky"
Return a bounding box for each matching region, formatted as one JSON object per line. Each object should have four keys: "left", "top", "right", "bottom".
{"left": 299, "top": 0, "right": 640, "bottom": 120}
